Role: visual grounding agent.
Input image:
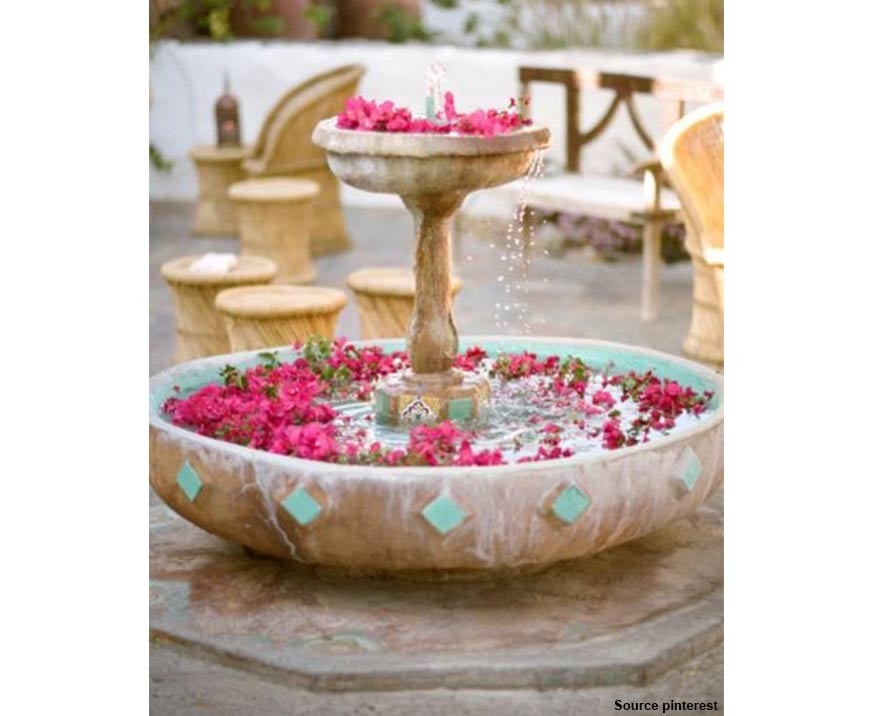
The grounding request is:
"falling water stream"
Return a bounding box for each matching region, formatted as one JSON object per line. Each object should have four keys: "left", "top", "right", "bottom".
{"left": 493, "top": 149, "right": 545, "bottom": 335}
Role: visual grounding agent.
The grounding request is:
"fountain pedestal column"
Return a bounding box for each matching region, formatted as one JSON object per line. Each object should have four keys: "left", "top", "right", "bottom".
{"left": 375, "top": 191, "right": 490, "bottom": 425}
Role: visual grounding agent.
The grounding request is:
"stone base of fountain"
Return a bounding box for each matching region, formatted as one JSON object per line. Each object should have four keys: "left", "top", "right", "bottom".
{"left": 374, "top": 368, "right": 491, "bottom": 424}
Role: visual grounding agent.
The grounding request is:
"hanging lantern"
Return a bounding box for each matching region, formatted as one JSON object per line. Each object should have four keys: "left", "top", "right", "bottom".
{"left": 215, "top": 74, "right": 241, "bottom": 147}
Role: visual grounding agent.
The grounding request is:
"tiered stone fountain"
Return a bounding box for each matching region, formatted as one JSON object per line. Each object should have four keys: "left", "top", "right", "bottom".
{"left": 149, "top": 113, "right": 724, "bottom": 578}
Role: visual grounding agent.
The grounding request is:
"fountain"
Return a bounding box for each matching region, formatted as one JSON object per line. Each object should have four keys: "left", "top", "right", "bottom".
{"left": 148, "top": 90, "right": 723, "bottom": 579}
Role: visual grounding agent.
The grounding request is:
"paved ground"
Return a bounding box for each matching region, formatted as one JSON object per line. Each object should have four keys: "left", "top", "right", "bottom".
{"left": 150, "top": 487, "right": 723, "bottom": 713}
{"left": 149, "top": 201, "right": 720, "bottom": 714}
{"left": 151, "top": 644, "right": 722, "bottom": 715}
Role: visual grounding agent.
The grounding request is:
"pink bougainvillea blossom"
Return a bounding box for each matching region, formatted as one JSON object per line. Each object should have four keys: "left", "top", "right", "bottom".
{"left": 336, "top": 92, "right": 531, "bottom": 137}
{"left": 162, "top": 337, "right": 713, "bottom": 466}
{"left": 591, "top": 390, "right": 616, "bottom": 409}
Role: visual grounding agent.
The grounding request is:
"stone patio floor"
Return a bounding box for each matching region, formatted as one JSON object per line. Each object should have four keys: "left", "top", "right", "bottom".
{"left": 149, "top": 201, "right": 722, "bottom": 714}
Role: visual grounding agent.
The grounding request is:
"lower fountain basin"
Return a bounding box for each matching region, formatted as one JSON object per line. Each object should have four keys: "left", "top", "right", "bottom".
{"left": 149, "top": 337, "right": 723, "bottom": 578}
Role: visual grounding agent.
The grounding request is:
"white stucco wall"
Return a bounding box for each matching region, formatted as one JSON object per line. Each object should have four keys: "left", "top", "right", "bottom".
{"left": 149, "top": 39, "right": 721, "bottom": 206}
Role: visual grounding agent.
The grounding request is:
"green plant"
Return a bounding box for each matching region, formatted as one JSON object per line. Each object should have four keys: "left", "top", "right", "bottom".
{"left": 150, "top": 1, "right": 186, "bottom": 42}
{"left": 303, "top": 2, "right": 334, "bottom": 32}
{"left": 431, "top": 0, "right": 723, "bottom": 52}
{"left": 249, "top": 0, "right": 287, "bottom": 36}
{"left": 377, "top": 5, "right": 436, "bottom": 43}
{"left": 179, "top": 0, "right": 236, "bottom": 40}
{"left": 169, "top": 0, "right": 332, "bottom": 41}
{"left": 635, "top": 0, "right": 724, "bottom": 52}
{"left": 509, "top": 0, "right": 607, "bottom": 49}
{"left": 150, "top": 144, "right": 174, "bottom": 172}
{"left": 447, "top": 0, "right": 611, "bottom": 50}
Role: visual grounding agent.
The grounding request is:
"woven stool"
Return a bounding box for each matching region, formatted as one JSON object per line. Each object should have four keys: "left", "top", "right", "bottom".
{"left": 188, "top": 145, "right": 249, "bottom": 236}
{"left": 161, "top": 254, "right": 277, "bottom": 362}
{"left": 215, "top": 285, "right": 347, "bottom": 352}
{"left": 347, "top": 267, "right": 463, "bottom": 340}
{"left": 228, "top": 178, "right": 319, "bottom": 284}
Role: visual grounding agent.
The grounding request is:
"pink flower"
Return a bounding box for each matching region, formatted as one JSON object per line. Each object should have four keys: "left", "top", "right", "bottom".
{"left": 443, "top": 91, "right": 458, "bottom": 121}
{"left": 592, "top": 390, "right": 616, "bottom": 409}
{"left": 602, "top": 419, "right": 626, "bottom": 450}
{"left": 454, "top": 345, "right": 488, "bottom": 371}
{"left": 286, "top": 423, "right": 339, "bottom": 461}
{"left": 335, "top": 93, "right": 530, "bottom": 137}
{"left": 162, "top": 338, "right": 713, "bottom": 468}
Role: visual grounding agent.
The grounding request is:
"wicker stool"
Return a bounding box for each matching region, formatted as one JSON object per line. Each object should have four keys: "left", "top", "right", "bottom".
{"left": 188, "top": 145, "right": 249, "bottom": 236}
{"left": 161, "top": 254, "right": 277, "bottom": 362}
{"left": 293, "top": 167, "right": 351, "bottom": 256}
{"left": 215, "top": 285, "right": 347, "bottom": 352}
{"left": 228, "top": 178, "right": 319, "bottom": 285}
{"left": 347, "top": 267, "right": 463, "bottom": 340}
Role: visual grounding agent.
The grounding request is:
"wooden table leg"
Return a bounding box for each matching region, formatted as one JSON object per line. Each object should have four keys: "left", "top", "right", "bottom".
{"left": 641, "top": 216, "right": 663, "bottom": 322}
{"left": 640, "top": 167, "right": 664, "bottom": 322}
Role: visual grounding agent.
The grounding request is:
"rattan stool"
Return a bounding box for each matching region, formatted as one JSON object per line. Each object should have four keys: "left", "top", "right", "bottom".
{"left": 346, "top": 267, "right": 463, "bottom": 340}
{"left": 188, "top": 145, "right": 249, "bottom": 236}
{"left": 215, "top": 285, "right": 347, "bottom": 352}
{"left": 161, "top": 254, "right": 277, "bottom": 362}
{"left": 228, "top": 178, "right": 319, "bottom": 285}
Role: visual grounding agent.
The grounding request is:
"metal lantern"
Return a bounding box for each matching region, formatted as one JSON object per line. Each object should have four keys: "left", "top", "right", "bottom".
{"left": 215, "top": 74, "right": 241, "bottom": 147}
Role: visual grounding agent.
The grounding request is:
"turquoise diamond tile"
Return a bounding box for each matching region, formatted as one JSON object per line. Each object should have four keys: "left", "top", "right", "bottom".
{"left": 448, "top": 397, "right": 474, "bottom": 421}
{"left": 551, "top": 484, "right": 591, "bottom": 525}
{"left": 421, "top": 494, "right": 467, "bottom": 536}
{"left": 672, "top": 447, "right": 703, "bottom": 495}
{"left": 281, "top": 487, "right": 322, "bottom": 526}
{"left": 176, "top": 461, "right": 203, "bottom": 502}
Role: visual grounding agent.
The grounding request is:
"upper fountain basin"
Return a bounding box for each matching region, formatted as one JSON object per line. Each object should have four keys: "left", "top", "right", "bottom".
{"left": 312, "top": 118, "right": 551, "bottom": 197}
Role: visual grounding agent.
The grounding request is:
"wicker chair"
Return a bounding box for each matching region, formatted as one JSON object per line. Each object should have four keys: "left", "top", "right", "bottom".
{"left": 660, "top": 103, "right": 724, "bottom": 365}
{"left": 242, "top": 64, "right": 365, "bottom": 256}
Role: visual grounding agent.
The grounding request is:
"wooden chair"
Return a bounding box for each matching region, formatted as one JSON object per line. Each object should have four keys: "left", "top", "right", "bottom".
{"left": 659, "top": 103, "right": 724, "bottom": 365}
{"left": 502, "top": 69, "right": 723, "bottom": 321}
{"left": 241, "top": 64, "right": 365, "bottom": 256}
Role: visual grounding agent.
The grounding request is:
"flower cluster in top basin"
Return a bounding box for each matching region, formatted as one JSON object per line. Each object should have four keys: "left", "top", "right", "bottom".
{"left": 162, "top": 337, "right": 714, "bottom": 468}
{"left": 336, "top": 92, "right": 530, "bottom": 137}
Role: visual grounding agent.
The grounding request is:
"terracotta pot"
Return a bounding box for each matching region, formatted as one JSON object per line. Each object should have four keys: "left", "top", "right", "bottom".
{"left": 336, "top": 0, "right": 420, "bottom": 39}
{"left": 230, "top": 0, "right": 323, "bottom": 40}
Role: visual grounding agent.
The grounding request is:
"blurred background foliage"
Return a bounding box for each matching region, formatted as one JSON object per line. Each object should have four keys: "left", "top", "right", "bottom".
{"left": 635, "top": 0, "right": 722, "bottom": 51}
{"left": 150, "top": 0, "right": 723, "bottom": 51}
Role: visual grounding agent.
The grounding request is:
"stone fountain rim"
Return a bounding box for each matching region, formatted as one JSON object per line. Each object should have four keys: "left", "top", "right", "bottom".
{"left": 312, "top": 118, "right": 551, "bottom": 158}
{"left": 150, "top": 335, "right": 723, "bottom": 478}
